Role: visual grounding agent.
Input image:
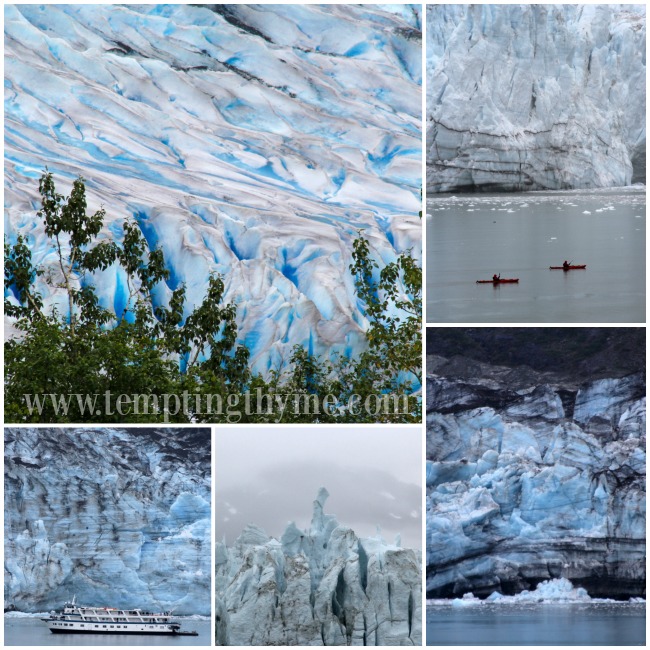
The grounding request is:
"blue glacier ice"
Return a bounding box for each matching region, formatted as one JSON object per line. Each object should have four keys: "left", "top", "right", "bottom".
{"left": 427, "top": 5, "right": 646, "bottom": 192}
{"left": 426, "top": 356, "right": 645, "bottom": 599}
{"left": 4, "top": 428, "right": 211, "bottom": 615}
{"left": 216, "top": 488, "right": 422, "bottom": 645}
{"left": 4, "top": 4, "right": 422, "bottom": 372}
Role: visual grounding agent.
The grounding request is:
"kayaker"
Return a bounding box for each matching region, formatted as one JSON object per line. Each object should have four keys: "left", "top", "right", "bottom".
{"left": 563, "top": 260, "right": 570, "bottom": 269}
{"left": 492, "top": 273, "right": 500, "bottom": 282}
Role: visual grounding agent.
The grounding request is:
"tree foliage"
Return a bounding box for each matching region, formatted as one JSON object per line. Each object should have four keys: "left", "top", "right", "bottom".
{"left": 5, "top": 172, "right": 421, "bottom": 423}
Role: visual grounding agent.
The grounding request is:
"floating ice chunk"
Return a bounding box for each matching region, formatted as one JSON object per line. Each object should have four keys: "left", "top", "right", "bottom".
{"left": 486, "top": 591, "right": 505, "bottom": 602}
{"left": 519, "top": 578, "right": 590, "bottom": 602}
{"left": 451, "top": 592, "right": 479, "bottom": 606}
{"left": 447, "top": 579, "right": 596, "bottom": 606}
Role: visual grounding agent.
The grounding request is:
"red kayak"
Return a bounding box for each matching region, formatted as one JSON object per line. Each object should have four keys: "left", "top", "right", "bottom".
{"left": 476, "top": 278, "right": 519, "bottom": 284}
{"left": 549, "top": 264, "right": 586, "bottom": 270}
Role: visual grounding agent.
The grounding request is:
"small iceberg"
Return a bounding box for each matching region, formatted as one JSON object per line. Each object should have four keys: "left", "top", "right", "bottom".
{"left": 428, "top": 579, "right": 620, "bottom": 607}
{"left": 451, "top": 592, "right": 481, "bottom": 607}
{"left": 514, "top": 578, "right": 591, "bottom": 602}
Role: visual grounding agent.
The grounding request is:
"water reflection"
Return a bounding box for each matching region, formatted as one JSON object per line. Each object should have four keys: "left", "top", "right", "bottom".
{"left": 426, "top": 187, "right": 646, "bottom": 323}
{"left": 426, "top": 602, "right": 646, "bottom": 646}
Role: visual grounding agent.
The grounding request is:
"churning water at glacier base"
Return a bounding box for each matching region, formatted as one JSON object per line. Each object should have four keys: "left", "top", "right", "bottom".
{"left": 426, "top": 602, "right": 646, "bottom": 646}
{"left": 4, "top": 615, "right": 211, "bottom": 646}
{"left": 426, "top": 187, "right": 645, "bottom": 323}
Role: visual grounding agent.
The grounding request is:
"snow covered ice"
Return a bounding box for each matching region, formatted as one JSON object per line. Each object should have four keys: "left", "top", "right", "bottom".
{"left": 4, "top": 4, "right": 422, "bottom": 372}
{"left": 427, "top": 5, "right": 646, "bottom": 192}
{"left": 215, "top": 488, "right": 422, "bottom": 646}
{"left": 4, "top": 428, "right": 211, "bottom": 615}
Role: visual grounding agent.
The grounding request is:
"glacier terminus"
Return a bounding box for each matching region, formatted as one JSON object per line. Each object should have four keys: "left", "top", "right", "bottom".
{"left": 427, "top": 5, "right": 645, "bottom": 192}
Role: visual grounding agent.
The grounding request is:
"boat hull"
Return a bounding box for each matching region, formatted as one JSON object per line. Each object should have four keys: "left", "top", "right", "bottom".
{"left": 48, "top": 628, "right": 183, "bottom": 635}
{"left": 549, "top": 265, "right": 586, "bottom": 270}
{"left": 476, "top": 279, "right": 519, "bottom": 284}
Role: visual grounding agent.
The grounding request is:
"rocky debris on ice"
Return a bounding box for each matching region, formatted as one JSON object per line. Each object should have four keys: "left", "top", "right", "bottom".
{"left": 426, "top": 356, "right": 646, "bottom": 599}
{"left": 4, "top": 428, "right": 211, "bottom": 614}
{"left": 427, "top": 5, "right": 646, "bottom": 192}
{"left": 215, "top": 488, "right": 421, "bottom": 646}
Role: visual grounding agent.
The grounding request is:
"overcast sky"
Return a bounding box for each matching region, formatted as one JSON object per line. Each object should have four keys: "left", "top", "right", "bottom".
{"left": 214, "top": 427, "right": 422, "bottom": 550}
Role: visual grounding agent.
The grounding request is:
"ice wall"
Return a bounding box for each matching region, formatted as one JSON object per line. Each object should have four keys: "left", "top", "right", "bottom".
{"left": 4, "top": 4, "right": 421, "bottom": 373}
{"left": 215, "top": 488, "right": 422, "bottom": 645}
{"left": 426, "top": 360, "right": 646, "bottom": 599}
{"left": 427, "top": 4, "right": 646, "bottom": 192}
{"left": 4, "top": 428, "right": 211, "bottom": 614}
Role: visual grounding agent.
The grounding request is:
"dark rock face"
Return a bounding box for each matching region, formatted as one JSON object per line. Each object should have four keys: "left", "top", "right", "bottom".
{"left": 426, "top": 328, "right": 645, "bottom": 381}
{"left": 426, "top": 335, "right": 646, "bottom": 600}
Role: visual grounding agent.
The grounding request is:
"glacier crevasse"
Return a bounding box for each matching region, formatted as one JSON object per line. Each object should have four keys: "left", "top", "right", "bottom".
{"left": 427, "top": 4, "right": 646, "bottom": 192}
{"left": 5, "top": 4, "right": 422, "bottom": 372}
{"left": 215, "top": 488, "right": 422, "bottom": 645}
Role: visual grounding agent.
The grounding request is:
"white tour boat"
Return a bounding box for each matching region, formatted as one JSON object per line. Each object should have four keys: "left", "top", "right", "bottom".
{"left": 41, "top": 597, "right": 198, "bottom": 636}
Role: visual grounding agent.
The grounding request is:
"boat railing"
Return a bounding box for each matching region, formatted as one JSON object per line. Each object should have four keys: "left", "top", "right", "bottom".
{"left": 54, "top": 604, "right": 176, "bottom": 625}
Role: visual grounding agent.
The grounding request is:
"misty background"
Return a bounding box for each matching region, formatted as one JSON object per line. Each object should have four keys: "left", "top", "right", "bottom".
{"left": 214, "top": 427, "right": 422, "bottom": 550}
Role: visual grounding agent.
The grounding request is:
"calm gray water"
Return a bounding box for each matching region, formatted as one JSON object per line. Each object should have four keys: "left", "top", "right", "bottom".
{"left": 4, "top": 616, "right": 211, "bottom": 646}
{"left": 426, "top": 187, "right": 645, "bottom": 323}
{"left": 427, "top": 602, "right": 646, "bottom": 646}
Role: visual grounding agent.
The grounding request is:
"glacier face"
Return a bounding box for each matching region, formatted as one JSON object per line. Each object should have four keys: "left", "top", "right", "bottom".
{"left": 4, "top": 427, "right": 211, "bottom": 615}
{"left": 426, "top": 352, "right": 646, "bottom": 599}
{"left": 4, "top": 4, "right": 421, "bottom": 372}
{"left": 215, "top": 488, "right": 422, "bottom": 646}
{"left": 427, "top": 4, "right": 646, "bottom": 192}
